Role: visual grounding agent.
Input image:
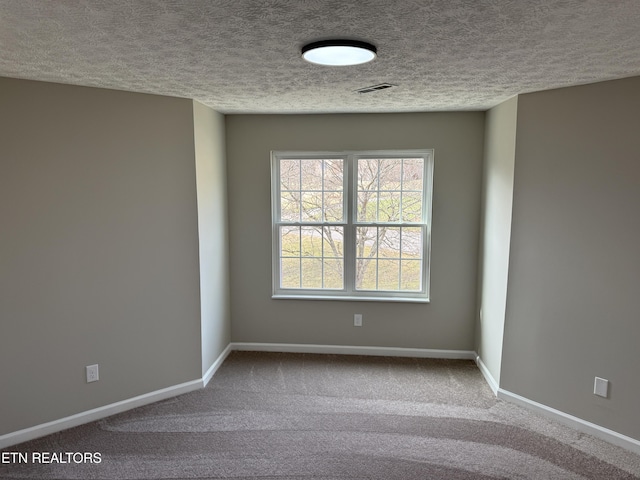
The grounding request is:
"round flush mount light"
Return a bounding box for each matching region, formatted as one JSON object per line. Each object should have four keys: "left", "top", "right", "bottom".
{"left": 301, "top": 40, "right": 377, "bottom": 66}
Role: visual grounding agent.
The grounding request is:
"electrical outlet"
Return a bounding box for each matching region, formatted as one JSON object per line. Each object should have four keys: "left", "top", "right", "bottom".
{"left": 354, "top": 314, "right": 363, "bottom": 327}
{"left": 594, "top": 377, "right": 608, "bottom": 398}
{"left": 86, "top": 364, "right": 99, "bottom": 383}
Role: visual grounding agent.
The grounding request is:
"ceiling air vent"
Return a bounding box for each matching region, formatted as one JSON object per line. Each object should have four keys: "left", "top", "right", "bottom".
{"left": 355, "top": 83, "right": 395, "bottom": 94}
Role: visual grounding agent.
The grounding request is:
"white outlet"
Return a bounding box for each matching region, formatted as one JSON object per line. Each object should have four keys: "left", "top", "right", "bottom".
{"left": 594, "top": 377, "right": 608, "bottom": 398}
{"left": 86, "top": 364, "right": 99, "bottom": 383}
{"left": 354, "top": 314, "right": 363, "bottom": 327}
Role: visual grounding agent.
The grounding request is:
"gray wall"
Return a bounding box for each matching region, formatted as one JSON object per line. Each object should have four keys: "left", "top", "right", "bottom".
{"left": 193, "top": 101, "right": 231, "bottom": 375}
{"left": 226, "top": 113, "right": 484, "bottom": 350}
{"left": 475, "top": 97, "right": 518, "bottom": 384}
{"left": 0, "top": 78, "right": 203, "bottom": 435}
{"left": 501, "top": 77, "right": 640, "bottom": 440}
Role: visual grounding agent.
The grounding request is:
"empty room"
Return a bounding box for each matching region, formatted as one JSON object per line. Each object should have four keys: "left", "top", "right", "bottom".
{"left": 1, "top": 1, "right": 640, "bottom": 479}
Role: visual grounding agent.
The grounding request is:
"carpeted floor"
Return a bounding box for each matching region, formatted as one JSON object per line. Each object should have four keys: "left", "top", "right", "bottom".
{"left": 2, "top": 351, "right": 640, "bottom": 479}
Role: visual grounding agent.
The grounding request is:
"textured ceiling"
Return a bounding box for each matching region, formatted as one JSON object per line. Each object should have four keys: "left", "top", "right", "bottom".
{"left": 1, "top": 0, "right": 639, "bottom": 114}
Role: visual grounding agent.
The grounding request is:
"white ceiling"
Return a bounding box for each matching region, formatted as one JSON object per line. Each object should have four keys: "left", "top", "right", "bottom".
{"left": 1, "top": 0, "right": 639, "bottom": 114}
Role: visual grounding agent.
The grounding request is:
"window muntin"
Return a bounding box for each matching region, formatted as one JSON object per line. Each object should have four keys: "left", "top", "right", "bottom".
{"left": 277, "top": 158, "right": 345, "bottom": 290}
{"left": 355, "top": 226, "right": 424, "bottom": 292}
{"left": 279, "top": 158, "right": 344, "bottom": 223}
{"left": 279, "top": 225, "right": 344, "bottom": 289}
{"left": 272, "top": 150, "right": 433, "bottom": 302}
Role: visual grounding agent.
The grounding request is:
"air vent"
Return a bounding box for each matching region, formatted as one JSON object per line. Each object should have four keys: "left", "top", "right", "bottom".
{"left": 355, "top": 83, "right": 395, "bottom": 94}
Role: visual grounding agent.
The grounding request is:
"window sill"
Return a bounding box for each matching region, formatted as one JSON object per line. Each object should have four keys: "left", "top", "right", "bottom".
{"left": 272, "top": 294, "right": 430, "bottom": 304}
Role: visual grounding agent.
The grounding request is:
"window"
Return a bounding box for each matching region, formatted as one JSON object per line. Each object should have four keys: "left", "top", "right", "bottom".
{"left": 271, "top": 150, "right": 433, "bottom": 302}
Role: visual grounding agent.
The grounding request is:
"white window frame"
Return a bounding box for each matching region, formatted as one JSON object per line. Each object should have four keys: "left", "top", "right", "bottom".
{"left": 271, "top": 150, "right": 434, "bottom": 303}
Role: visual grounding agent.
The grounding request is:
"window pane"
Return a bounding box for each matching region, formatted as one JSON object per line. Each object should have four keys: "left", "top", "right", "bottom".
{"left": 355, "top": 226, "right": 423, "bottom": 292}
{"left": 401, "top": 192, "right": 422, "bottom": 223}
{"left": 322, "top": 226, "right": 344, "bottom": 258}
{"left": 323, "top": 258, "right": 344, "bottom": 289}
{"left": 401, "top": 227, "right": 422, "bottom": 258}
{"left": 280, "top": 192, "right": 300, "bottom": 222}
{"left": 280, "top": 226, "right": 344, "bottom": 290}
{"left": 301, "top": 191, "right": 322, "bottom": 222}
{"left": 358, "top": 158, "right": 378, "bottom": 186}
{"left": 281, "top": 258, "right": 300, "bottom": 288}
{"left": 401, "top": 158, "right": 424, "bottom": 223}
{"left": 321, "top": 227, "right": 344, "bottom": 289}
{"left": 280, "top": 226, "right": 301, "bottom": 257}
{"left": 323, "top": 159, "right": 343, "bottom": 191}
{"left": 355, "top": 225, "right": 377, "bottom": 259}
{"left": 378, "top": 227, "right": 401, "bottom": 258}
{"left": 323, "top": 191, "right": 343, "bottom": 222}
{"left": 356, "top": 225, "right": 377, "bottom": 291}
{"left": 358, "top": 191, "right": 378, "bottom": 222}
{"left": 280, "top": 159, "right": 300, "bottom": 190}
{"left": 300, "top": 159, "right": 323, "bottom": 190}
{"left": 401, "top": 260, "right": 422, "bottom": 291}
{"left": 300, "top": 226, "right": 323, "bottom": 257}
{"left": 281, "top": 158, "right": 344, "bottom": 224}
{"left": 402, "top": 158, "right": 424, "bottom": 188}
{"left": 357, "top": 157, "right": 425, "bottom": 224}
{"left": 378, "top": 159, "right": 402, "bottom": 190}
{"left": 357, "top": 259, "right": 377, "bottom": 290}
{"left": 378, "top": 192, "right": 401, "bottom": 222}
{"left": 378, "top": 259, "right": 400, "bottom": 290}
{"left": 301, "top": 258, "right": 322, "bottom": 288}
{"left": 357, "top": 159, "right": 378, "bottom": 222}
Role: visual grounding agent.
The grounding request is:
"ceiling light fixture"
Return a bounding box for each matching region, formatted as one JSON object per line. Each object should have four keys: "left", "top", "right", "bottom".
{"left": 301, "top": 40, "right": 377, "bottom": 66}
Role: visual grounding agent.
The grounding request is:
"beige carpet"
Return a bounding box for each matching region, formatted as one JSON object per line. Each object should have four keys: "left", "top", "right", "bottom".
{"left": 2, "top": 351, "right": 640, "bottom": 479}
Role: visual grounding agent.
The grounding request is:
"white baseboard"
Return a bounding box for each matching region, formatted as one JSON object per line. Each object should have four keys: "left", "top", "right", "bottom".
{"left": 473, "top": 352, "right": 640, "bottom": 455}
{"left": 498, "top": 389, "right": 640, "bottom": 456}
{"left": 202, "top": 343, "right": 233, "bottom": 387}
{"left": 0, "top": 344, "right": 233, "bottom": 450}
{"left": 231, "top": 342, "right": 476, "bottom": 360}
{"left": 474, "top": 353, "right": 499, "bottom": 395}
{"left": 0, "top": 379, "right": 202, "bottom": 450}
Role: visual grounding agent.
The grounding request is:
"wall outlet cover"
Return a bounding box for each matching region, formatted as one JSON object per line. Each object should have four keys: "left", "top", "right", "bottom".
{"left": 594, "top": 377, "right": 608, "bottom": 398}
{"left": 86, "top": 364, "right": 99, "bottom": 383}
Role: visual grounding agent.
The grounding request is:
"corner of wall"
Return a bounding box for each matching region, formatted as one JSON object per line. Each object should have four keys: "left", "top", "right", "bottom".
{"left": 192, "top": 101, "right": 232, "bottom": 377}
{"left": 475, "top": 95, "right": 518, "bottom": 387}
